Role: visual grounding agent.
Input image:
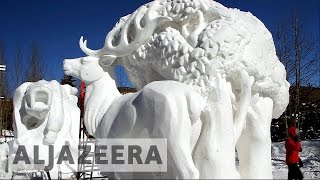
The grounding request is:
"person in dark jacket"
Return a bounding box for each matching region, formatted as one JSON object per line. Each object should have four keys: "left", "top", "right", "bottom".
{"left": 285, "top": 126, "right": 303, "bottom": 180}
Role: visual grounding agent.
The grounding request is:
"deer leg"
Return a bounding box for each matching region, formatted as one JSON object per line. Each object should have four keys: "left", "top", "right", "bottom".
{"left": 167, "top": 128, "right": 199, "bottom": 179}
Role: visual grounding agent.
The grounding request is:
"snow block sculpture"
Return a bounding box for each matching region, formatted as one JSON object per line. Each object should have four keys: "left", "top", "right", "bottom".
{"left": 12, "top": 80, "right": 80, "bottom": 179}
{"left": 66, "top": 0, "right": 290, "bottom": 179}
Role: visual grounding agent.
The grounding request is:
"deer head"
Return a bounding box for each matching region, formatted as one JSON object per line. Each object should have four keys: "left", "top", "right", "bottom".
{"left": 63, "top": 56, "right": 108, "bottom": 85}
{"left": 64, "top": 54, "right": 122, "bottom": 137}
{"left": 64, "top": 55, "right": 120, "bottom": 136}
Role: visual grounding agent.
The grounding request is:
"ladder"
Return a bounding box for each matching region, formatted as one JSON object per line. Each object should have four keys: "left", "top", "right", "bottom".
{"left": 11, "top": 170, "right": 54, "bottom": 180}
{"left": 76, "top": 83, "right": 106, "bottom": 179}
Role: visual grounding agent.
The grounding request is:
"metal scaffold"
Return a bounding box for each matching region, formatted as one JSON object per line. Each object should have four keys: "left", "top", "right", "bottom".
{"left": 77, "top": 82, "right": 106, "bottom": 180}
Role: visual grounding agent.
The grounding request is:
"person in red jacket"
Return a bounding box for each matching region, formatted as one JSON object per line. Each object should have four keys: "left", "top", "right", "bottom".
{"left": 285, "top": 126, "right": 303, "bottom": 180}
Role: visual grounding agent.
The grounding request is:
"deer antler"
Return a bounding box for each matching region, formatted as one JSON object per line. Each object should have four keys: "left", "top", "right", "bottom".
{"left": 80, "top": 1, "right": 172, "bottom": 64}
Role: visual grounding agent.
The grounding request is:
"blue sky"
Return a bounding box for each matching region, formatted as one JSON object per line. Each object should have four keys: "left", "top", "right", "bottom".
{"left": 0, "top": 0, "right": 319, "bottom": 87}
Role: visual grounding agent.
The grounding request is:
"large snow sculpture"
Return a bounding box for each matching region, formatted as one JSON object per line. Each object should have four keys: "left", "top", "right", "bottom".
{"left": 64, "top": 56, "right": 206, "bottom": 179}
{"left": 12, "top": 80, "right": 80, "bottom": 179}
{"left": 67, "top": 0, "right": 289, "bottom": 178}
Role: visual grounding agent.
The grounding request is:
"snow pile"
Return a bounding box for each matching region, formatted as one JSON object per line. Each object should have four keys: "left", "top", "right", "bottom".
{"left": 271, "top": 139, "right": 320, "bottom": 179}
{"left": 0, "top": 141, "right": 11, "bottom": 179}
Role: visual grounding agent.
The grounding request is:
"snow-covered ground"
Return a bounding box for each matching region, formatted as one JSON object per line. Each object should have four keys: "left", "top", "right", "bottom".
{"left": 1, "top": 139, "right": 319, "bottom": 179}
{"left": 0, "top": 140, "right": 11, "bottom": 179}
{"left": 272, "top": 139, "right": 320, "bottom": 179}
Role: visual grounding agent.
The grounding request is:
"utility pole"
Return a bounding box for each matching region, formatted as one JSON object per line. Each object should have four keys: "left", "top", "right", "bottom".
{"left": 0, "top": 64, "right": 6, "bottom": 136}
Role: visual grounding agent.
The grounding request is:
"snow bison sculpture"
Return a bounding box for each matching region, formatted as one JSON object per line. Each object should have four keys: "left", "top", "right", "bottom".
{"left": 64, "top": 0, "right": 290, "bottom": 179}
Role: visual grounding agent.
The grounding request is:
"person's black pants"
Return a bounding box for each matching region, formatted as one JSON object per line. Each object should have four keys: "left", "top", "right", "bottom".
{"left": 288, "top": 163, "right": 303, "bottom": 180}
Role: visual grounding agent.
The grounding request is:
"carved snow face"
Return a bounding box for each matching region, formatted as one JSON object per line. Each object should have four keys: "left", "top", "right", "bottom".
{"left": 22, "top": 81, "right": 52, "bottom": 129}
{"left": 63, "top": 56, "right": 105, "bottom": 84}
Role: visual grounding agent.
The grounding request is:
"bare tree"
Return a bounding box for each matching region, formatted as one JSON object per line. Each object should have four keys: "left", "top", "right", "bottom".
{"left": 13, "top": 47, "right": 25, "bottom": 89}
{"left": 290, "top": 15, "right": 319, "bottom": 129}
{"left": 0, "top": 42, "right": 12, "bottom": 133}
{"left": 0, "top": 42, "right": 10, "bottom": 98}
{"left": 274, "top": 22, "right": 295, "bottom": 133}
{"left": 274, "top": 14, "right": 320, "bottom": 131}
{"left": 11, "top": 43, "right": 47, "bottom": 89}
{"left": 0, "top": 42, "right": 5, "bottom": 97}
{"left": 26, "top": 42, "right": 45, "bottom": 82}
{"left": 275, "top": 22, "right": 294, "bottom": 81}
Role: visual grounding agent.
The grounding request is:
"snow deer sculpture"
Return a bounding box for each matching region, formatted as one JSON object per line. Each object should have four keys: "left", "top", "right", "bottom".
{"left": 64, "top": 56, "right": 207, "bottom": 179}
{"left": 76, "top": 0, "right": 290, "bottom": 178}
